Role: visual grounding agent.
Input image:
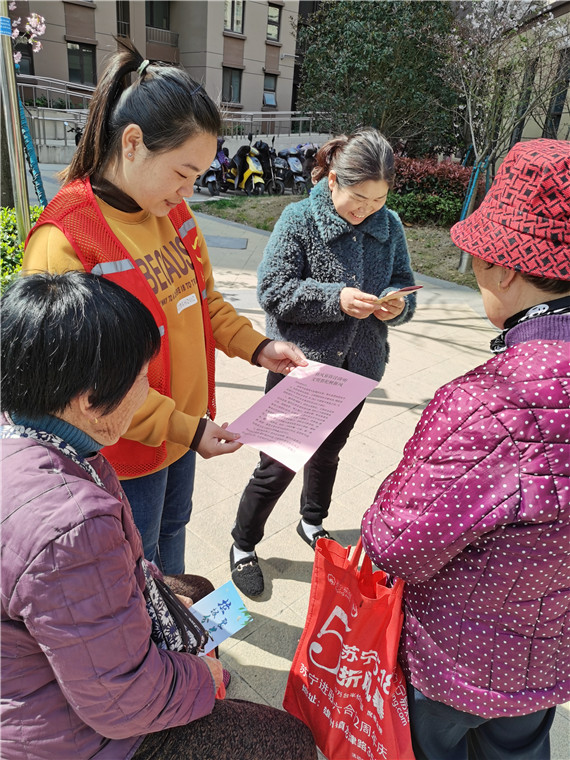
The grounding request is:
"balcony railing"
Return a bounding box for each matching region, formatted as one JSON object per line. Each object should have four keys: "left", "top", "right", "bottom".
{"left": 146, "top": 26, "right": 179, "bottom": 46}
{"left": 16, "top": 74, "right": 94, "bottom": 110}
{"left": 221, "top": 111, "right": 325, "bottom": 137}
{"left": 117, "top": 20, "right": 130, "bottom": 38}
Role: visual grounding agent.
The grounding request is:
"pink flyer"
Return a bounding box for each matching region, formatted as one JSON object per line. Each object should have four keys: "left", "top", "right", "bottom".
{"left": 227, "top": 361, "right": 377, "bottom": 472}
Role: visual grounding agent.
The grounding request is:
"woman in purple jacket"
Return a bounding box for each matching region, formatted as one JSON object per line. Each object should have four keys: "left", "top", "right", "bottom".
{"left": 0, "top": 272, "right": 316, "bottom": 760}
{"left": 361, "top": 139, "right": 570, "bottom": 760}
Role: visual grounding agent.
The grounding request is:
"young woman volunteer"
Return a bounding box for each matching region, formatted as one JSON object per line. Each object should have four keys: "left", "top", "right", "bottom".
{"left": 230, "top": 128, "right": 417, "bottom": 597}
{"left": 23, "top": 43, "right": 306, "bottom": 575}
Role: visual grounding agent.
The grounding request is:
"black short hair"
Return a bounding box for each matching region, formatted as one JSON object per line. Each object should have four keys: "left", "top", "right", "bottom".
{"left": 1, "top": 272, "right": 161, "bottom": 417}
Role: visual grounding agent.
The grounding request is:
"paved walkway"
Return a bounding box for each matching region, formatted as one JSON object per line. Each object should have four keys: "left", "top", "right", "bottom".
{"left": 190, "top": 212, "right": 569, "bottom": 757}
{"left": 28, "top": 165, "right": 569, "bottom": 756}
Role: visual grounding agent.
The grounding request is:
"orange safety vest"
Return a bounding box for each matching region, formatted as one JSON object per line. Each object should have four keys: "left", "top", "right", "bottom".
{"left": 26, "top": 178, "right": 216, "bottom": 477}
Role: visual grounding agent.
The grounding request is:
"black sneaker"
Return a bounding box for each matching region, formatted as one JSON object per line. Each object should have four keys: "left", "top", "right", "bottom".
{"left": 230, "top": 545, "right": 264, "bottom": 597}
{"left": 296, "top": 519, "right": 332, "bottom": 550}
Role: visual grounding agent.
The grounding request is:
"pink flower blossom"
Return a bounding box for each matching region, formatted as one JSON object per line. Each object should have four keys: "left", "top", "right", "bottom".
{"left": 9, "top": 1, "right": 17, "bottom": 10}
{"left": 26, "top": 13, "right": 46, "bottom": 37}
{"left": 31, "top": 39, "right": 42, "bottom": 52}
{"left": 13, "top": 51, "right": 22, "bottom": 64}
{"left": 11, "top": 27, "right": 20, "bottom": 40}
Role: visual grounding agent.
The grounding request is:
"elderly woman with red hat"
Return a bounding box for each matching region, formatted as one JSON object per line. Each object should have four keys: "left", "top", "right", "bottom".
{"left": 361, "top": 139, "right": 570, "bottom": 760}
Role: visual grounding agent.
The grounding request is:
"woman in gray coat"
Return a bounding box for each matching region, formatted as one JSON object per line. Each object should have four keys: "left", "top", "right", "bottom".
{"left": 230, "top": 128, "right": 417, "bottom": 597}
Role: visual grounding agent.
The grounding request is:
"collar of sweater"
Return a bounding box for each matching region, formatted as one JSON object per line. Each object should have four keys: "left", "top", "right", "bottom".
{"left": 8, "top": 412, "right": 103, "bottom": 458}
{"left": 505, "top": 312, "right": 570, "bottom": 349}
{"left": 310, "top": 178, "right": 391, "bottom": 244}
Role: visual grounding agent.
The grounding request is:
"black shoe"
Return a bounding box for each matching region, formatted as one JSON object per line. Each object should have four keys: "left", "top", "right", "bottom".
{"left": 296, "top": 520, "right": 332, "bottom": 550}
{"left": 230, "top": 545, "right": 264, "bottom": 597}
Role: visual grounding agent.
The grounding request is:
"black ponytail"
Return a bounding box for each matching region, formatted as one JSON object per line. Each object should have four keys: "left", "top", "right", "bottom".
{"left": 63, "top": 39, "right": 221, "bottom": 183}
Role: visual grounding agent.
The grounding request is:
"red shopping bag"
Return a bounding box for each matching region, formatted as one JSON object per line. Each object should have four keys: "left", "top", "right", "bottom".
{"left": 283, "top": 538, "right": 414, "bottom": 760}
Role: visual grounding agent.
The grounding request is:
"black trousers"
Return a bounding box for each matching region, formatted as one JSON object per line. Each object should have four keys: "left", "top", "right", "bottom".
{"left": 232, "top": 370, "right": 366, "bottom": 552}
{"left": 407, "top": 684, "right": 556, "bottom": 760}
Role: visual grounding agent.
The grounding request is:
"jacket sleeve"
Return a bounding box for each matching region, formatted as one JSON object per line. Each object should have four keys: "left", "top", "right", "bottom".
{"left": 195, "top": 215, "right": 268, "bottom": 360}
{"left": 12, "top": 494, "right": 216, "bottom": 739}
{"left": 257, "top": 207, "right": 346, "bottom": 325}
{"left": 361, "top": 382, "right": 521, "bottom": 583}
{"left": 377, "top": 212, "right": 417, "bottom": 327}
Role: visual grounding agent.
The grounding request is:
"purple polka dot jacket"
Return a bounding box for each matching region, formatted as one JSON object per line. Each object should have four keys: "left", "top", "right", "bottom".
{"left": 362, "top": 313, "right": 570, "bottom": 719}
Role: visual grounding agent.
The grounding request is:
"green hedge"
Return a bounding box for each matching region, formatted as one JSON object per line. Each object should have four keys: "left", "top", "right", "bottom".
{"left": 1, "top": 206, "right": 43, "bottom": 292}
{"left": 387, "top": 156, "right": 475, "bottom": 226}
{"left": 387, "top": 190, "right": 463, "bottom": 227}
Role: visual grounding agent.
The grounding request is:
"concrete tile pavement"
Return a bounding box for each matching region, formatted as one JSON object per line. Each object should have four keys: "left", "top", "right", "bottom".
{"left": 189, "top": 212, "right": 570, "bottom": 758}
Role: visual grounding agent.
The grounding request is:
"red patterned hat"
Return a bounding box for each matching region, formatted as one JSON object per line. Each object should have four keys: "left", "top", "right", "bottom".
{"left": 451, "top": 139, "right": 570, "bottom": 280}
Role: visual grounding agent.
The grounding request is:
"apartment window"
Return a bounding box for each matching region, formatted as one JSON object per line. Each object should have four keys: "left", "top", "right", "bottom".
{"left": 267, "top": 4, "right": 281, "bottom": 41}
{"left": 117, "top": 0, "right": 130, "bottom": 38}
{"left": 509, "top": 58, "right": 537, "bottom": 149}
{"left": 543, "top": 48, "right": 570, "bottom": 139}
{"left": 222, "top": 67, "right": 242, "bottom": 104}
{"left": 16, "top": 46, "right": 34, "bottom": 75}
{"left": 146, "top": 0, "right": 170, "bottom": 30}
{"left": 67, "top": 42, "right": 96, "bottom": 85}
{"left": 263, "top": 74, "right": 277, "bottom": 107}
{"left": 224, "top": 0, "right": 244, "bottom": 34}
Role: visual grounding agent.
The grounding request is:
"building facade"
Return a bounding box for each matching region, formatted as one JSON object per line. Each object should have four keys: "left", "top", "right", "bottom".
{"left": 10, "top": 0, "right": 301, "bottom": 114}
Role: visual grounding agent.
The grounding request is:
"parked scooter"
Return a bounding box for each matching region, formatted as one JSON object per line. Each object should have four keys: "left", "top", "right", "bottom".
{"left": 223, "top": 133, "right": 265, "bottom": 195}
{"left": 275, "top": 146, "right": 306, "bottom": 194}
{"left": 298, "top": 142, "right": 319, "bottom": 193}
{"left": 194, "top": 137, "right": 231, "bottom": 196}
{"left": 253, "top": 136, "right": 284, "bottom": 196}
{"left": 65, "top": 122, "right": 83, "bottom": 147}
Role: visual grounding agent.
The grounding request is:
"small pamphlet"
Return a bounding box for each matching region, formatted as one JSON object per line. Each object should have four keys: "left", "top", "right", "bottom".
{"left": 374, "top": 284, "right": 423, "bottom": 306}
{"left": 191, "top": 580, "right": 253, "bottom": 655}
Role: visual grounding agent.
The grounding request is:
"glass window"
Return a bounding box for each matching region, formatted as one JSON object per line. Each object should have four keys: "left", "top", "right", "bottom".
{"left": 145, "top": 0, "right": 170, "bottom": 30}
{"left": 267, "top": 5, "right": 281, "bottom": 41}
{"left": 263, "top": 73, "right": 277, "bottom": 107}
{"left": 117, "top": 0, "right": 130, "bottom": 38}
{"left": 67, "top": 42, "right": 96, "bottom": 85}
{"left": 543, "top": 48, "right": 570, "bottom": 139}
{"left": 222, "top": 67, "right": 242, "bottom": 104}
{"left": 16, "top": 46, "right": 34, "bottom": 76}
{"left": 224, "top": 0, "right": 244, "bottom": 34}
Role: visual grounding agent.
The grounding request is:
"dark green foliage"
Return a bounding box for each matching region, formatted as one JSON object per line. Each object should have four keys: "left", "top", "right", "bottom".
{"left": 388, "top": 191, "right": 462, "bottom": 227}
{"left": 296, "top": 0, "right": 459, "bottom": 156}
{"left": 387, "top": 156, "right": 473, "bottom": 225}
{"left": 1, "top": 206, "right": 43, "bottom": 292}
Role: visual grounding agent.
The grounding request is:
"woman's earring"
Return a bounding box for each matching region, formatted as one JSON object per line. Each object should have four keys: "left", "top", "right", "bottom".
{"left": 128, "top": 152, "right": 133, "bottom": 159}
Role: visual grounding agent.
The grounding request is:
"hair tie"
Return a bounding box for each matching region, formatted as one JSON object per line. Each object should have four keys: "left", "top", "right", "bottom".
{"left": 137, "top": 59, "right": 150, "bottom": 78}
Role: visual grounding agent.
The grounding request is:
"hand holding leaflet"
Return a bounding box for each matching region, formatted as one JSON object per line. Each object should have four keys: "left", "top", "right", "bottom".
{"left": 374, "top": 284, "right": 423, "bottom": 306}
{"left": 191, "top": 581, "right": 253, "bottom": 655}
{"left": 226, "top": 361, "right": 377, "bottom": 472}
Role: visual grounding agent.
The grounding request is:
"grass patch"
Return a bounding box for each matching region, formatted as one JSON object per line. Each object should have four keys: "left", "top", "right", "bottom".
{"left": 191, "top": 194, "right": 477, "bottom": 290}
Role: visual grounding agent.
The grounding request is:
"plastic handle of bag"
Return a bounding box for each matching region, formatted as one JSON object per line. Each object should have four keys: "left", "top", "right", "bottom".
{"left": 350, "top": 538, "right": 405, "bottom": 597}
{"left": 348, "top": 538, "right": 372, "bottom": 576}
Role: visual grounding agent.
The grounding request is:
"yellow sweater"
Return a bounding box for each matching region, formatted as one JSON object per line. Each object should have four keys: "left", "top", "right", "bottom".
{"left": 23, "top": 197, "right": 266, "bottom": 475}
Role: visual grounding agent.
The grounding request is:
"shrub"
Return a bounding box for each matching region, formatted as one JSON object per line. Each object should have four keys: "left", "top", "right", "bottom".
{"left": 387, "top": 191, "right": 462, "bottom": 227}
{"left": 389, "top": 156, "right": 479, "bottom": 225}
{"left": 1, "top": 206, "right": 43, "bottom": 292}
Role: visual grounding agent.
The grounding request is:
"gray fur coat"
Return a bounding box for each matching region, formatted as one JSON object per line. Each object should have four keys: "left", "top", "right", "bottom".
{"left": 257, "top": 178, "right": 416, "bottom": 381}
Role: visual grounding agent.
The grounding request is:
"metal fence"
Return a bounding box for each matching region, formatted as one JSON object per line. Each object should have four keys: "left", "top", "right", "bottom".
{"left": 222, "top": 111, "right": 325, "bottom": 138}
{"left": 16, "top": 74, "right": 95, "bottom": 110}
